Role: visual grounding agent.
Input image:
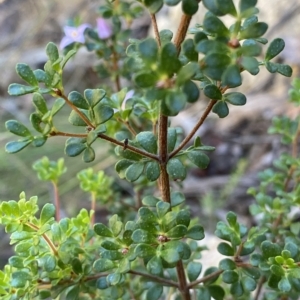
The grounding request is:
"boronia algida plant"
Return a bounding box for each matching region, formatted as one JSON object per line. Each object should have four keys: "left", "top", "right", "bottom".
{"left": 2, "top": 0, "right": 300, "bottom": 299}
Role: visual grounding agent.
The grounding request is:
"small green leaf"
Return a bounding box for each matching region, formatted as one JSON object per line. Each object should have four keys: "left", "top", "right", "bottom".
{"left": 40, "top": 203, "right": 55, "bottom": 225}
{"left": 66, "top": 285, "right": 80, "bottom": 300}
{"left": 187, "top": 261, "right": 202, "bottom": 281}
{"left": 160, "top": 42, "right": 181, "bottom": 75}
{"left": 186, "top": 225, "right": 205, "bottom": 240}
{"left": 203, "top": 15, "right": 229, "bottom": 37}
{"left": 163, "top": 90, "right": 187, "bottom": 116}
{"left": 240, "top": 22, "right": 268, "bottom": 39}
{"left": 8, "top": 83, "right": 37, "bottom": 96}
{"left": 11, "top": 271, "right": 31, "bottom": 288}
{"left": 176, "top": 62, "right": 199, "bottom": 85}
{"left": 224, "top": 92, "right": 246, "bottom": 106}
{"left": 83, "top": 147, "right": 95, "bottom": 162}
{"left": 84, "top": 89, "right": 106, "bottom": 107}
{"left": 215, "top": 0, "right": 237, "bottom": 16}
{"left": 222, "top": 270, "right": 239, "bottom": 283}
{"left": 160, "top": 248, "right": 181, "bottom": 264}
{"left": 68, "top": 110, "right": 88, "bottom": 126}
{"left": 142, "top": 195, "right": 160, "bottom": 207}
{"left": 203, "top": 84, "right": 222, "bottom": 100}
{"left": 202, "top": 0, "right": 224, "bottom": 15}
{"left": 51, "top": 97, "right": 65, "bottom": 116}
{"left": 147, "top": 256, "right": 163, "bottom": 275}
{"left": 138, "top": 38, "right": 158, "bottom": 63}
{"left": 136, "top": 131, "right": 157, "bottom": 154}
{"left": 167, "top": 128, "right": 177, "bottom": 152}
{"left": 6, "top": 120, "right": 32, "bottom": 137}
{"left": 68, "top": 91, "right": 89, "bottom": 109}
{"left": 71, "top": 258, "right": 83, "bottom": 274}
{"left": 156, "top": 201, "right": 170, "bottom": 219}
{"left": 261, "top": 241, "right": 281, "bottom": 258}
{"left": 241, "top": 276, "right": 256, "bottom": 292}
{"left": 65, "top": 142, "right": 86, "bottom": 157}
{"left": 278, "top": 277, "right": 291, "bottom": 292}
{"left": 230, "top": 280, "right": 243, "bottom": 296}
{"left": 176, "top": 209, "right": 190, "bottom": 227}
{"left": 182, "top": 39, "right": 198, "bottom": 61}
{"left": 46, "top": 42, "right": 59, "bottom": 63}
{"left": 213, "top": 101, "right": 229, "bottom": 118}
{"left": 132, "top": 229, "right": 156, "bottom": 244}
{"left": 218, "top": 242, "right": 234, "bottom": 256}
{"left": 61, "top": 49, "right": 77, "bottom": 69}
{"left": 182, "top": 80, "right": 200, "bottom": 103}
{"left": 146, "top": 285, "right": 163, "bottom": 300}
{"left": 16, "top": 63, "right": 38, "bottom": 86}
{"left": 125, "top": 162, "right": 144, "bottom": 182}
{"left": 32, "top": 93, "right": 48, "bottom": 114}
{"left": 144, "top": 0, "right": 163, "bottom": 13}
{"left": 202, "top": 53, "right": 231, "bottom": 80}
{"left": 182, "top": 0, "right": 199, "bottom": 15}
{"left": 239, "top": 0, "right": 257, "bottom": 13}
{"left": 9, "top": 256, "right": 24, "bottom": 268}
{"left": 241, "top": 56, "right": 259, "bottom": 75}
{"left": 226, "top": 211, "right": 237, "bottom": 227}
{"left": 93, "top": 104, "right": 114, "bottom": 125}
{"left": 187, "top": 150, "right": 210, "bottom": 169}
{"left": 135, "top": 244, "right": 156, "bottom": 258}
{"left": 93, "top": 258, "right": 114, "bottom": 272}
{"left": 219, "top": 258, "right": 236, "bottom": 270}
{"left": 134, "top": 71, "right": 158, "bottom": 88}
{"left": 94, "top": 223, "right": 114, "bottom": 237}
{"left": 276, "top": 64, "right": 293, "bottom": 77}
{"left": 5, "top": 140, "right": 31, "bottom": 153}
{"left": 166, "top": 225, "right": 187, "bottom": 238}
{"left": 208, "top": 285, "right": 225, "bottom": 300}
{"left": 221, "top": 65, "right": 242, "bottom": 88}
{"left": 159, "top": 29, "right": 173, "bottom": 46}
{"left": 171, "top": 191, "right": 185, "bottom": 207}
{"left": 265, "top": 38, "right": 285, "bottom": 60}
{"left": 145, "top": 161, "right": 160, "bottom": 181}
{"left": 167, "top": 158, "right": 186, "bottom": 180}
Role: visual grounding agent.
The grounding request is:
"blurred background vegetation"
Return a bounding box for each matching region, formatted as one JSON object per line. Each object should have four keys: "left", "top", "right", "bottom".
{"left": 0, "top": 0, "right": 300, "bottom": 265}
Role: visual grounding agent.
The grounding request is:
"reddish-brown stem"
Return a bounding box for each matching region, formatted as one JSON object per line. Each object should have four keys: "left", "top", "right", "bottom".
{"left": 50, "top": 130, "right": 159, "bottom": 161}
{"left": 54, "top": 90, "right": 95, "bottom": 128}
{"left": 176, "top": 260, "right": 190, "bottom": 298}
{"left": 173, "top": 14, "right": 193, "bottom": 53}
{"left": 52, "top": 181, "right": 60, "bottom": 221}
{"left": 158, "top": 114, "right": 171, "bottom": 203}
{"left": 150, "top": 14, "right": 161, "bottom": 47}
{"left": 27, "top": 222, "right": 58, "bottom": 255}
{"left": 169, "top": 100, "right": 217, "bottom": 159}
{"left": 129, "top": 270, "right": 178, "bottom": 288}
{"left": 187, "top": 269, "right": 223, "bottom": 288}
{"left": 112, "top": 49, "right": 121, "bottom": 92}
{"left": 254, "top": 276, "right": 266, "bottom": 300}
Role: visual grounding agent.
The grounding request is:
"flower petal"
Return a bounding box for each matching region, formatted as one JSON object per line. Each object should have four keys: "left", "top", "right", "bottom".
{"left": 60, "top": 36, "right": 74, "bottom": 49}
{"left": 97, "top": 18, "right": 112, "bottom": 39}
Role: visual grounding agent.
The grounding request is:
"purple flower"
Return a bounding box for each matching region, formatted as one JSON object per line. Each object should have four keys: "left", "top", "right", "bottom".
{"left": 97, "top": 18, "right": 112, "bottom": 39}
{"left": 60, "top": 23, "right": 91, "bottom": 49}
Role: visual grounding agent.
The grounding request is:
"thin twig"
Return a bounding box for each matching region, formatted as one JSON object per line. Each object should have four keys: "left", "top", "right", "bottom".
{"left": 27, "top": 222, "right": 58, "bottom": 255}
{"left": 50, "top": 130, "right": 159, "bottom": 161}
{"left": 52, "top": 181, "right": 60, "bottom": 221}
{"left": 176, "top": 260, "right": 190, "bottom": 299}
{"left": 129, "top": 270, "right": 178, "bottom": 288}
{"left": 112, "top": 49, "right": 121, "bottom": 92}
{"left": 173, "top": 14, "right": 193, "bottom": 53}
{"left": 54, "top": 89, "right": 95, "bottom": 128}
{"left": 169, "top": 100, "right": 216, "bottom": 158}
{"left": 187, "top": 269, "right": 223, "bottom": 288}
{"left": 254, "top": 276, "right": 266, "bottom": 300}
{"left": 150, "top": 14, "right": 161, "bottom": 47}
